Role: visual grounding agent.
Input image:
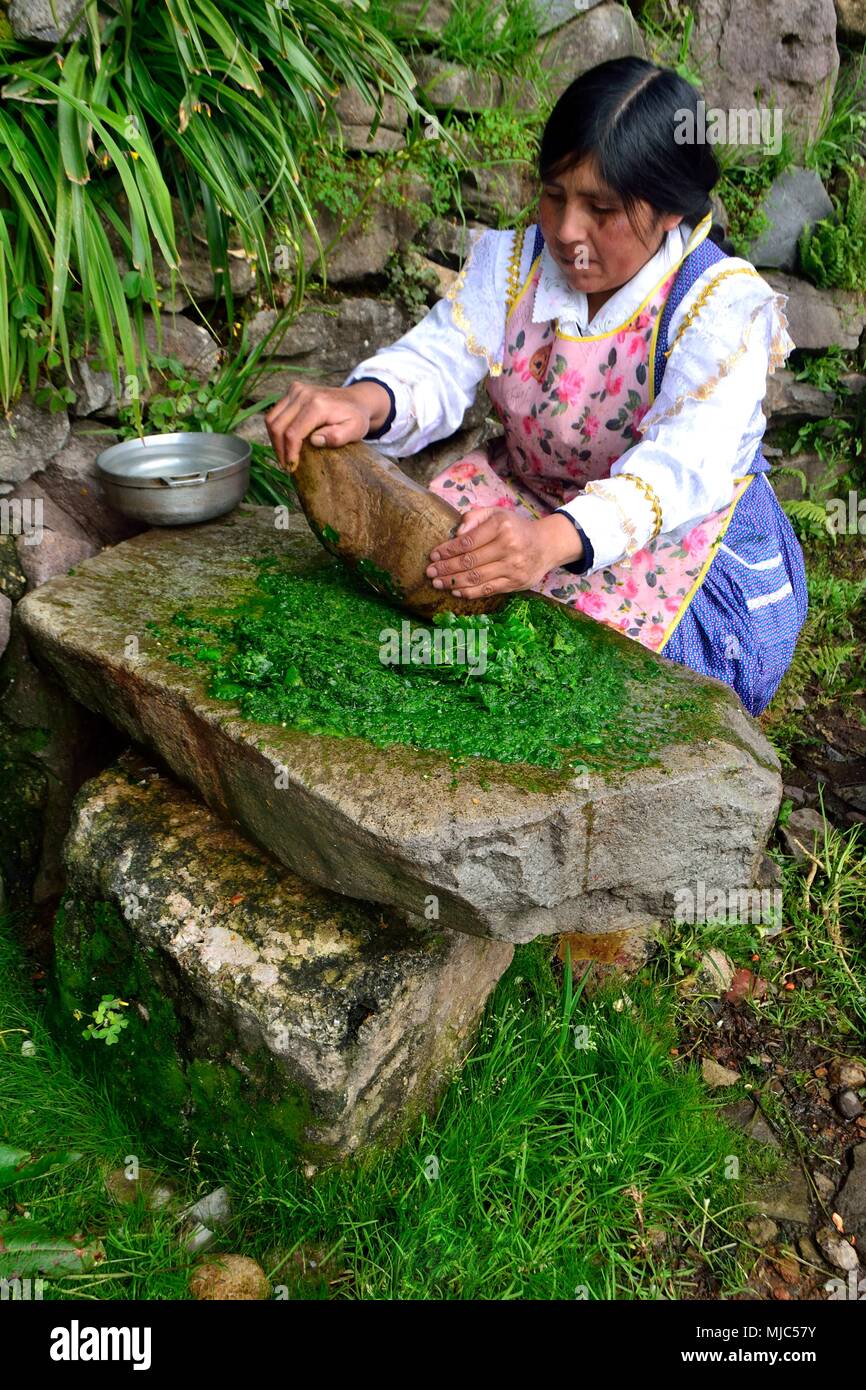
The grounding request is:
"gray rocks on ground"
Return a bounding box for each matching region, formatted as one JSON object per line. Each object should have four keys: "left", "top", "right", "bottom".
{"left": 422, "top": 217, "right": 488, "bottom": 268}
{"left": 763, "top": 368, "right": 836, "bottom": 419}
{"left": 835, "top": 1088, "right": 864, "bottom": 1119}
{"left": 332, "top": 88, "right": 406, "bottom": 152}
{"left": 71, "top": 359, "right": 117, "bottom": 418}
{"left": 813, "top": 1169, "right": 838, "bottom": 1203}
{"left": 151, "top": 240, "right": 255, "bottom": 317}
{"left": 246, "top": 297, "right": 413, "bottom": 394}
{"left": 696, "top": 947, "right": 736, "bottom": 994}
{"left": 415, "top": 253, "right": 457, "bottom": 299}
{"left": 142, "top": 311, "right": 221, "bottom": 381}
{"left": 836, "top": 0, "right": 866, "bottom": 37}
{"left": 531, "top": 0, "right": 607, "bottom": 37}
{"left": 387, "top": 0, "right": 454, "bottom": 39}
{"left": 8, "top": 482, "right": 99, "bottom": 590}
{"left": 0, "top": 627, "right": 120, "bottom": 904}
{"left": 736, "top": 1101, "right": 781, "bottom": 1147}
{"left": 691, "top": 0, "right": 839, "bottom": 159}
{"left": 836, "top": 1143, "right": 866, "bottom": 1243}
{"left": 0, "top": 398, "right": 70, "bottom": 486}
{"left": 38, "top": 424, "right": 144, "bottom": 547}
{"left": 769, "top": 450, "right": 849, "bottom": 503}
{"left": 459, "top": 160, "right": 537, "bottom": 225}
{"left": 783, "top": 782, "right": 807, "bottom": 808}
{"left": 750, "top": 1163, "right": 812, "bottom": 1223}
{"left": 746, "top": 1215, "right": 779, "bottom": 1245}
{"left": 78, "top": 312, "right": 221, "bottom": 417}
{"left": 840, "top": 372, "right": 866, "bottom": 403}
{"left": 103, "top": 194, "right": 256, "bottom": 316}
{"left": 779, "top": 806, "right": 826, "bottom": 863}
{"left": 748, "top": 168, "right": 834, "bottom": 272}
{"left": 754, "top": 850, "right": 782, "bottom": 889}
{"left": 538, "top": 4, "right": 647, "bottom": 97}
{"left": 765, "top": 272, "right": 866, "bottom": 350}
{"left": 17, "top": 506, "right": 784, "bottom": 944}
{"left": 298, "top": 203, "right": 413, "bottom": 286}
{"left": 104, "top": 1167, "right": 177, "bottom": 1210}
{"left": 702, "top": 1056, "right": 741, "bottom": 1086}
{"left": 9, "top": 0, "right": 86, "bottom": 42}
{"left": 817, "top": 1225, "right": 860, "bottom": 1271}
{"left": 412, "top": 56, "right": 504, "bottom": 113}
{"left": 63, "top": 753, "right": 513, "bottom": 1163}
{"left": 831, "top": 1061, "right": 866, "bottom": 1089}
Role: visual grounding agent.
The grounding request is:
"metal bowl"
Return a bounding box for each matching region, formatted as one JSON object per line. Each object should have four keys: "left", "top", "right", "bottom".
{"left": 95, "top": 432, "right": 251, "bottom": 526}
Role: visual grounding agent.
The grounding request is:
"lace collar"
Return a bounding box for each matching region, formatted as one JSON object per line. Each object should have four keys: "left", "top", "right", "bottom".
{"left": 532, "top": 223, "right": 694, "bottom": 335}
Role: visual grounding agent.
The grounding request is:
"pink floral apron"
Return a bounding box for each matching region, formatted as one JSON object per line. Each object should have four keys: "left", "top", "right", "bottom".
{"left": 428, "top": 225, "right": 755, "bottom": 653}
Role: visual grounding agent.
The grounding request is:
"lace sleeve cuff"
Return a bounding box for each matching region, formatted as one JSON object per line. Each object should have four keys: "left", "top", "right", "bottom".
{"left": 444, "top": 227, "right": 512, "bottom": 376}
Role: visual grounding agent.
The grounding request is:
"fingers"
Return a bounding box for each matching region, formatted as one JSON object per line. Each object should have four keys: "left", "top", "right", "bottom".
{"left": 306, "top": 416, "right": 366, "bottom": 449}
{"left": 264, "top": 384, "right": 306, "bottom": 472}
{"left": 427, "top": 537, "right": 506, "bottom": 586}
{"left": 435, "top": 566, "right": 521, "bottom": 600}
{"left": 455, "top": 505, "right": 498, "bottom": 537}
{"left": 264, "top": 386, "right": 365, "bottom": 471}
{"left": 429, "top": 509, "right": 505, "bottom": 563}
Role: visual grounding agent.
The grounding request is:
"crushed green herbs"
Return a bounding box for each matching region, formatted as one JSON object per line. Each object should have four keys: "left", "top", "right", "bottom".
{"left": 147, "top": 556, "right": 723, "bottom": 775}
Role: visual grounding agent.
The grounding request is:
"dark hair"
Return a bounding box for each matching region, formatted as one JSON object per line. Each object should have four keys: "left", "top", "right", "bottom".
{"left": 539, "top": 57, "right": 723, "bottom": 245}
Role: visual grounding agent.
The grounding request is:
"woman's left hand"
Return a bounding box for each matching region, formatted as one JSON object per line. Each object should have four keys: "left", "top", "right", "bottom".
{"left": 425, "top": 508, "right": 584, "bottom": 599}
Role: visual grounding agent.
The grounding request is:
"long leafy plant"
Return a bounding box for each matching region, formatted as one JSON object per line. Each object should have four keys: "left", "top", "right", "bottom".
{"left": 0, "top": 0, "right": 422, "bottom": 414}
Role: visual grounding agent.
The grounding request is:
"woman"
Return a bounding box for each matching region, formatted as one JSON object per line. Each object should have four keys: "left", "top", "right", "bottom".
{"left": 265, "top": 57, "right": 808, "bottom": 717}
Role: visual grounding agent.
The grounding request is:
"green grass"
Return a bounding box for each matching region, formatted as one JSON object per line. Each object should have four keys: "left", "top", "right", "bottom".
{"left": 212, "top": 944, "right": 781, "bottom": 1301}
{"left": 649, "top": 813, "right": 866, "bottom": 1043}
{"left": 369, "top": 0, "right": 544, "bottom": 78}
{"left": 1, "top": 915, "right": 774, "bottom": 1300}
{"left": 0, "top": 912, "right": 192, "bottom": 1299}
{"left": 803, "top": 50, "right": 866, "bottom": 182}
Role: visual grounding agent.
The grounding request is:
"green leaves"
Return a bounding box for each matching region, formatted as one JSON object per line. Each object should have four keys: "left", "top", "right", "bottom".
{"left": 0, "top": 1143, "right": 83, "bottom": 1190}
{"left": 0, "top": 1221, "right": 104, "bottom": 1279}
{"left": 79, "top": 995, "right": 130, "bottom": 1046}
{"left": 0, "top": 0, "right": 422, "bottom": 409}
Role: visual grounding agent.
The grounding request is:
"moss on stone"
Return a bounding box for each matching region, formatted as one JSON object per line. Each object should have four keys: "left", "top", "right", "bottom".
{"left": 0, "top": 535, "right": 26, "bottom": 606}
{"left": 49, "top": 895, "right": 323, "bottom": 1163}
{"left": 0, "top": 714, "right": 48, "bottom": 907}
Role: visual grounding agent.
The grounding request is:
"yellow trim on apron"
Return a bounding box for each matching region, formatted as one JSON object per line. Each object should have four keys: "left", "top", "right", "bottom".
{"left": 506, "top": 251, "right": 541, "bottom": 324}
{"left": 556, "top": 214, "right": 714, "bottom": 345}
{"left": 658, "top": 472, "right": 757, "bottom": 650}
{"left": 504, "top": 213, "right": 714, "bottom": 345}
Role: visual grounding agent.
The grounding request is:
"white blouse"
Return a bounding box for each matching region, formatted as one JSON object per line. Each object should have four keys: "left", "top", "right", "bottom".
{"left": 343, "top": 220, "right": 795, "bottom": 574}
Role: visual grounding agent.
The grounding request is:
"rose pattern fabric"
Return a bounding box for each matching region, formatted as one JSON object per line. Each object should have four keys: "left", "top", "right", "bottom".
{"left": 428, "top": 261, "right": 753, "bottom": 654}
{"left": 430, "top": 450, "right": 752, "bottom": 648}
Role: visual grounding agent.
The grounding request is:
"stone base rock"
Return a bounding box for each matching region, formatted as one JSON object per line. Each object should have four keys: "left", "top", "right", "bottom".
{"left": 18, "top": 506, "right": 783, "bottom": 943}
{"left": 0, "top": 397, "right": 70, "bottom": 486}
{"left": 57, "top": 752, "right": 512, "bottom": 1164}
{"left": 7, "top": 482, "right": 99, "bottom": 590}
{"left": 765, "top": 272, "right": 866, "bottom": 351}
{"left": 538, "top": 5, "right": 647, "bottom": 97}
{"left": 691, "top": 0, "right": 839, "bottom": 159}
{"left": 747, "top": 168, "right": 834, "bottom": 272}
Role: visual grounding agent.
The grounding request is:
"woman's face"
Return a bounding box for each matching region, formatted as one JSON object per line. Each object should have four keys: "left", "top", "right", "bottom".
{"left": 537, "top": 157, "right": 684, "bottom": 297}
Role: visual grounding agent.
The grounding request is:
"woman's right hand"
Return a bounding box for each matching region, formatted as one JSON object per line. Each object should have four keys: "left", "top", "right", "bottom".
{"left": 264, "top": 380, "right": 391, "bottom": 472}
